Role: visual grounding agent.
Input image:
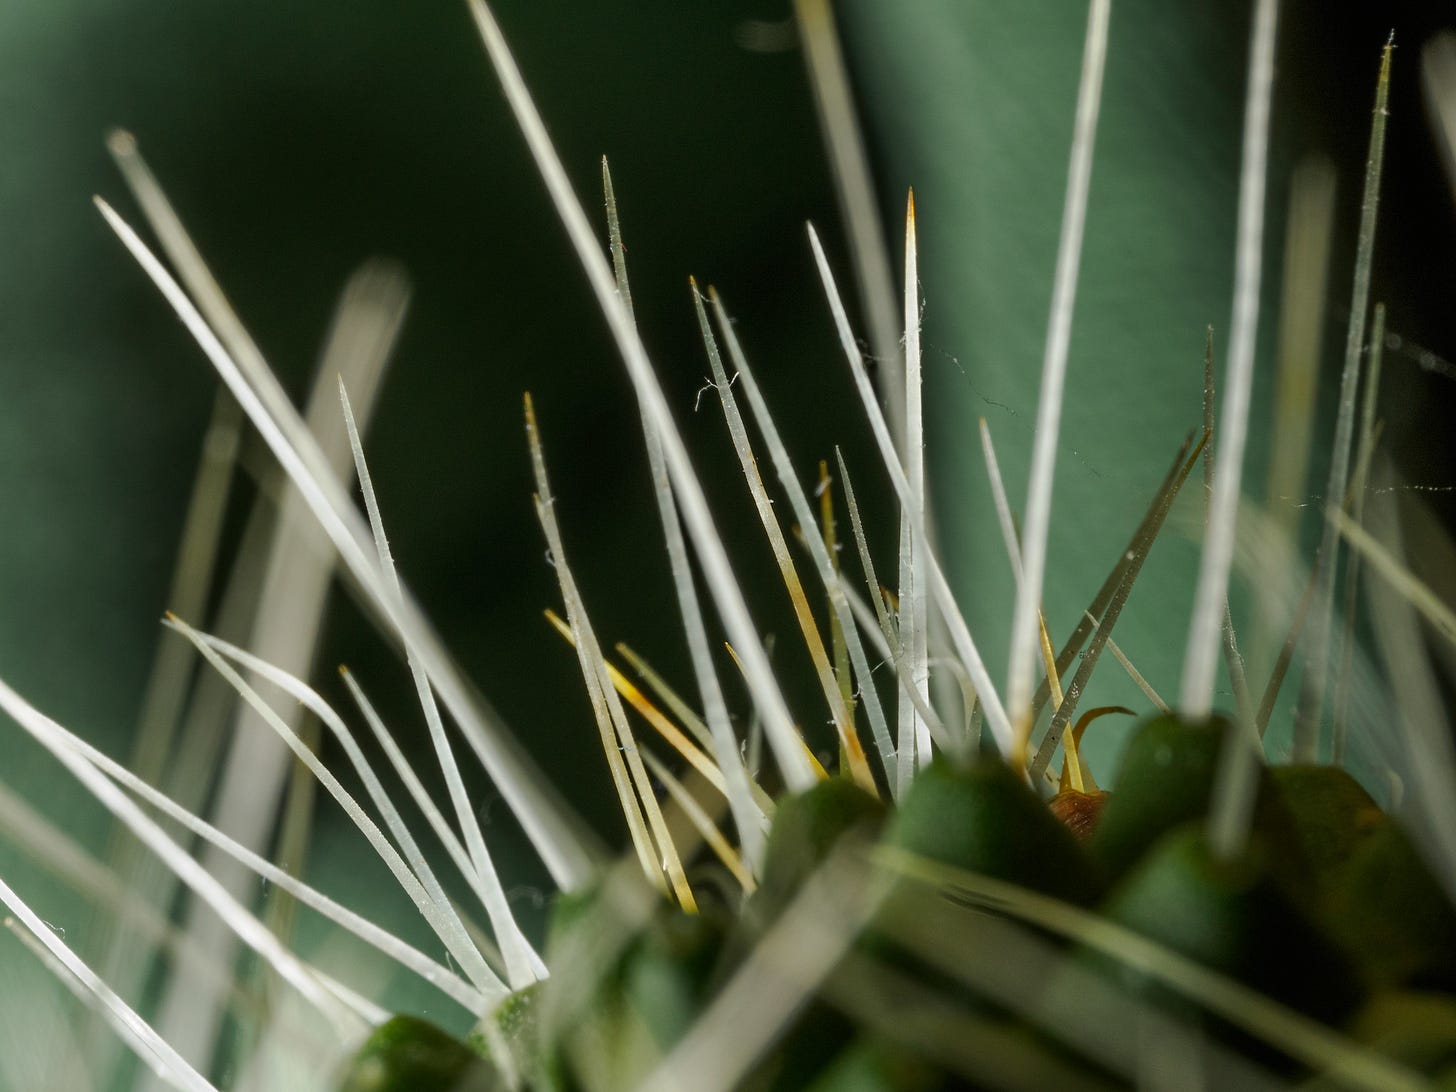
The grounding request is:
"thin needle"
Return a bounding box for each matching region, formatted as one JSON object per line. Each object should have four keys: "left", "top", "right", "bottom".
{"left": 1182, "top": 0, "right": 1280, "bottom": 723}
{"left": 1006, "top": 0, "right": 1112, "bottom": 731}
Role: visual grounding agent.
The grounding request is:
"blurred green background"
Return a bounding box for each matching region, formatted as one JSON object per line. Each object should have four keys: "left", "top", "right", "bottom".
{"left": 0, "top": 3, "right": 857, "bottom": 869}
{"left": 0, "top": 0, "right": 866, "bottom": 1075}
{"left": 0, "top": 0, "right": 1453, "bottom": 1085}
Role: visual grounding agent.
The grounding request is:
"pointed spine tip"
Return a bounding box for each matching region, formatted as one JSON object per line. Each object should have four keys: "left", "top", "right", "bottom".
{"left": 906, "top": 187, "right": 916, "bottom": 222}
{"left": 105, "top": 129, "right": 138, "bottom": 158}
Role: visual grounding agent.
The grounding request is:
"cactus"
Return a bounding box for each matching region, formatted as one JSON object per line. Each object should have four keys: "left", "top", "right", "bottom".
{"left": 0, "top": 4, "right": 1454, "bottom": 1090}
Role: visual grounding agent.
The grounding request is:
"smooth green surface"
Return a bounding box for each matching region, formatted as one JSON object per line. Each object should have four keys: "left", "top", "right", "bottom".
{"left": 337, "top": 1015, "right": 500, "bottom": 1092}
{"left": 1089, "top": 712, "right": 1306, "bottom": 886}
{"left": 755, "top": 775, "right": 886, "bottom": 918}
{"left": 1348, "top": 990, "right": 1456, "bottom": 1076}
{"left": 1268, "top": 763, "right": 1382, "bottom": 883}
{"left": 802, "top": 1037, "right": 947, "bottom": 1092}
{"left": 885, "top": 756, "right": 1101, "bottom": 905}
{"left": 540, "top": 888, "right": 732, "bottom": 1090}
{"left": 1100, "top": 823, "right": 1363, "bottom": 1025}
{"left": 1328, "top": 820, "right": 1456, "bottom": 991}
